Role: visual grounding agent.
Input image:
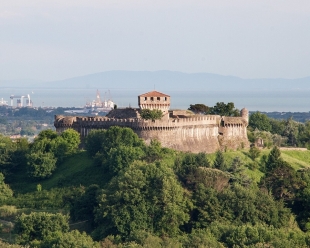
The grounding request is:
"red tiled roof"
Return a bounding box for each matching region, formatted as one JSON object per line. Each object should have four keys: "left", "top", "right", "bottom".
{"left": 139, "top": 91, "right": 170, "bottom": 97}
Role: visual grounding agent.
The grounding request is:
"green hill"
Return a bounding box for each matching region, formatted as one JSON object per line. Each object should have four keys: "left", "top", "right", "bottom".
{"left": 9, "top": 151, "right": 110, "bottom": 194}
{"left": 9, "top": 148, "right": 310, "bottom": 195}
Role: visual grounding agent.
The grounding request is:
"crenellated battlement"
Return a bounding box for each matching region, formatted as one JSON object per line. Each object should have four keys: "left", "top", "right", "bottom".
{"left": 75, "top": 114, "right": 220, "bottom": 123}
{"left": 54, "top": 91, "right": 249, "bottom": 153}
{"left": 55, "top": 115, "right": 222, "bottom": 131}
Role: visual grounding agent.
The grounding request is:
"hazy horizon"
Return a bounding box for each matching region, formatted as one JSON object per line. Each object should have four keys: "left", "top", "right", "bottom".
{"left": 2, "top": 70, "right": 310, "bottom": 84}
{"left": 1, "top": 70, "right": 310, "bottom": 112}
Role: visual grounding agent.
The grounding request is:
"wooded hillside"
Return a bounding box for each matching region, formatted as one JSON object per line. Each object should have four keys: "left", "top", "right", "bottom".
{"left": 1, "top": 126, "right": 310, "bottom": 247}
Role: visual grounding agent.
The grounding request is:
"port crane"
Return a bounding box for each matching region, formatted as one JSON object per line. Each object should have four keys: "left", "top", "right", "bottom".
{"left": 10, "top": 94, "right": 32, "bottom": 107}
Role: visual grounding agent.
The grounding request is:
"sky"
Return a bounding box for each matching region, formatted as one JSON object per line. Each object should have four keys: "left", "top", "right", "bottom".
{"left": 1, "top": 0, "right": 310, "bottom": 81}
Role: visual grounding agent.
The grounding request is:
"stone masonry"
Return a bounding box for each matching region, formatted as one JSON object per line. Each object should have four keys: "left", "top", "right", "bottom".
{"left": 54, "top": 91, "right": 249, "bottom": 153}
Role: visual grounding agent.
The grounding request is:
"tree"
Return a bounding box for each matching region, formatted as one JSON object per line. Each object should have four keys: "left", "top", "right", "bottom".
{"left": 213, "top": 150, "right": 227, "bottom": 171}
{"left": 192, "top": 185, "right": 221, "bottom": 228}
{"left": 144, "top": 139, "right": 164, "bottom": 163}
{"left": 26, "top": 151, "right": 57, "bottom": 179}
{"left": 29, "top": 129, "right": 80, "bottom": 169}
{"left": 269, "top": 118, "right": 286, "bottom": 135}
{"left": 101, "top": 126, "right": 145, "bottom": 155}
{"left": 14, "top": 212, "right": 69, "bottom": 246}
{"left": 193, "top": 167, "right": 230, "bottom": 192}
{"left": 195, "top": 152, "right": 211, "bottom": 167}
{"left": 59, "top": 128, "right": 80, "bottom": 154}
{"left": 10, "top": 138, "right": 29, "bottom": 171}
{"left": 210, "top": 102, "right": 240, "bottom": 117}
{"left": 107, "top": 145, "right": 144, "bottom": 174}
{"left": 260, "top": 160, "right": 303, "bottom": 200}
{"left": 36, "top": 129, "right": 58, "bottom": 141}
{"left": 70, "top": 185, "right": 100, "bottom": 224}
{"left": 188, "top": 104, "right": 210, "bottom": 114}
{"left": 84, "top": 129, "right": 106, "bottom": 157}
{"left": 260, "top": 147, "right": 304, "bottom": 200}
{"left": 50, "top": 137, "right": 70, "bottom": 163}
{"left": 230, "top": 156, "right": 243, "bottom": 173}
{"left": 0, "top": 173, "right": 13, "bottom": 202}
{"left": 283, "top": 117, "right": 299, "bottom": 146}
{"left": 248, "top": 146, "right": 261, "bottom": 161}
{"left": 185, "top": 229, "right": 223, "bottom": 248}
{"left": 98, "top": 126, "right": 146, "bottom": 173}
{"left": 192, "top": 183, "right": 292, "bottom": 230}
{"left": 174, "top": 152, "right": 210, "bottom": 187}
{"left": 0, "top": 134, "right": 16, "bottom": 174}
{"left": 249, "top": 112, "right": 272, "bottom": 131}
{"left": 0, "top": 240, "right": 24, "bottom": 247}
{"left": 30, "top": 138, "right": 52, "bottom": 153}
{"left": 297, "top": 121, "right": 310, "bottom": 148}
{"left": 140, "top": 109, "right": 163, "bottom": 121}
{"left": 94, "top": 162, "right": 191, "bottom": 239}
{"left": 265, "top": 146, "right": 282, "bottom": 172}
{"left": 51, "top": 230, "right": 99, "bottom": 248}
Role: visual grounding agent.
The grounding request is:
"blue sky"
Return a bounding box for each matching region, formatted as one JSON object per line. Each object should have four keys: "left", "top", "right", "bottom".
{"left": 1, "top": 0, "right": 310, "bottom": 81}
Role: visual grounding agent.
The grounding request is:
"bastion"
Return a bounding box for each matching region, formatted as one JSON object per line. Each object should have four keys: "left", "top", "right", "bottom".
{"left": 54, "top": 91, "right": 249, "bottom": 153}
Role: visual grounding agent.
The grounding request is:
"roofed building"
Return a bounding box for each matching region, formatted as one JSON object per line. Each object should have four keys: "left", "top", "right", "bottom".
{"left": 138, "top": 91, "right": 170, "bottom": 116}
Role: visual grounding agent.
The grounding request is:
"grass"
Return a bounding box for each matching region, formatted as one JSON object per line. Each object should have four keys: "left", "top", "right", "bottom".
{"left": 222, "top": 149, "right": 310, "bottom": 170}
{"left": 8, "top": 148, "right": 310, "bottom": 195}
{"left": 281, "top": 150, "right": 310, "bottom": 170}
{"left": 214, "top": 148, "right": 310, "bottom": 183}
{"left": 40, "top": 151, "right": 109, "bottom": 190}
{"left": 9, "top": 151, "right": 111, "bottom": 194}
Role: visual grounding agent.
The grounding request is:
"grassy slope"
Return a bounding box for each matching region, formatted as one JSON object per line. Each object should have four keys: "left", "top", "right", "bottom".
{"left": 217, "top": 149, "right": 310, "bottom": 183}
{"left": 10, "top": 151, "right": 111, "bottom": 194}
{"left": 9, "top": 149, "right": 310, "bottom": 194}
{"left": 281, "top": 150, "right": 310, "bottom": 170}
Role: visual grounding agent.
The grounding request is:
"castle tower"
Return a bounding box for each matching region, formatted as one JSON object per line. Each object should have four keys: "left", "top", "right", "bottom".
{"left": 138, "top": 91, "right": 170, "bottom": 115}
{"left": 240, "top": 108, "right": 249, "bottom": 125}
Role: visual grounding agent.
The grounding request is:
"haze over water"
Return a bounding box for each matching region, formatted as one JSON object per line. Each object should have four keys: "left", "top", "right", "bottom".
{"left": 1, "top": 87, "right": 309, "bottom": 113}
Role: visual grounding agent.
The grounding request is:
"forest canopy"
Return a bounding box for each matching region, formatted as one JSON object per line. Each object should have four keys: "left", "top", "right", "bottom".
{"left": 0, "top": 122, "right": 310, "bottom": 247}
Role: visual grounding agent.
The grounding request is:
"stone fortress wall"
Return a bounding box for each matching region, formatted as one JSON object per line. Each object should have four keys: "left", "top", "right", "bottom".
{"left": 54, "top": 91, "right": 249, "bottom": 153}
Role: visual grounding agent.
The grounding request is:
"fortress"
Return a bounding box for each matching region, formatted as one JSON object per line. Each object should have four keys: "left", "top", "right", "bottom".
{"left": 54, "top": 91, "right": 249, "bottom": 153}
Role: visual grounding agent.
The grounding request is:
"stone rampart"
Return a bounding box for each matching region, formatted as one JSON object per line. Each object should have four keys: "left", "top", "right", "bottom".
{"left": 74, "top": 115, "right": 220, "bottom": 131}
{"left": 137, "top": 125, "right": 220, "bottom": 153}
{"left": 54, "top": 114, "right": 248, "bottom": 153}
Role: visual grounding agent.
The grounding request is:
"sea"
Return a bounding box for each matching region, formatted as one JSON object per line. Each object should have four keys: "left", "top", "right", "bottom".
{"left": 1, "top": 87, "right": 310, "bottom": 113}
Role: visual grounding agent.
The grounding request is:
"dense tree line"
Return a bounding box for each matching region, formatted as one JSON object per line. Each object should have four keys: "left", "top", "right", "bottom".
{"left": 249, "top": 111, "right": 310, "bottom": 148}
{"left": 188, "top": 102, "right": 240, "bottom": 116}
{"left": 1, "top": 126, "right": 310, "bottom": 246}
{"left": 0, "top": 129, "right": 80, "bottom": 181}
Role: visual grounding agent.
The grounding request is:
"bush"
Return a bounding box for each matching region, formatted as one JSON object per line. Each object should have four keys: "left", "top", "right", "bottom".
{"left": 26, "top": 151, "right": 57, "bottom": 179}
{"left": 14, "top": 212, "right": 69, "bottom": 246}
{"left": 140, "top": 109, "right": 163, "bottom": 121}
{"left": 248, "top": 146, "right": 261, "bottom": 161}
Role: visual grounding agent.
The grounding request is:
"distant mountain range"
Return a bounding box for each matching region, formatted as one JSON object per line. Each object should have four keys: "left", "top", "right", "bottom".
{"left": 1, "top": 71, "right": 310, "bottom": 92}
